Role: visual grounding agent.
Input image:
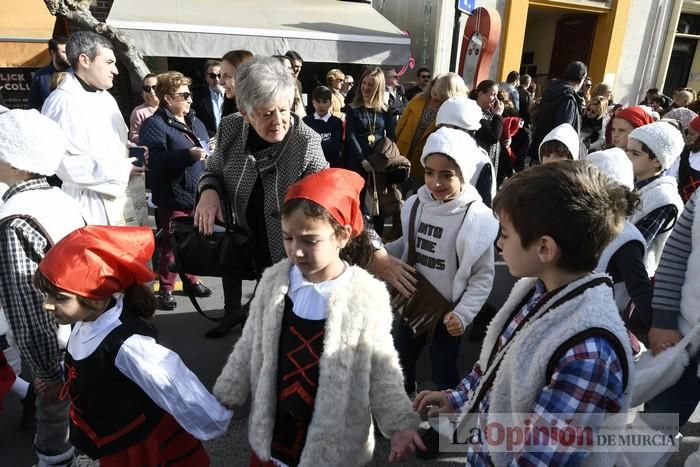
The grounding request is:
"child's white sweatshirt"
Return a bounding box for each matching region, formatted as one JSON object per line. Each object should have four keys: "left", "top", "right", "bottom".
{"left": 386, "top": 184, "right": 498, "bottom": 329}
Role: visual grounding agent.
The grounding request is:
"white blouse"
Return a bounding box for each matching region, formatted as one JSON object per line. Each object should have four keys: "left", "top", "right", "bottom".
{"left": 288, "top": 263, "right": 354, "bottom": 320}
{"left": 67, "top": 295, "right": 232, "bottom": 440}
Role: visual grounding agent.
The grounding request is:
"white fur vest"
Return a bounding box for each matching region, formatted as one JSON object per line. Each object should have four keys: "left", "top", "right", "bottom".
{"left": 629, "top": 176, "right": 684, "bottom": 276}
{"left": 680, "top": 198, "right": 700, "bottom": 338}
{"left": 474, "top": 274, "right": 634, "bottom": 467}
{"left": 595, "top": 221, "right": 646, "bottom": 311}
{"left": 213, "top": 260, "right": 419, "bottom": 466}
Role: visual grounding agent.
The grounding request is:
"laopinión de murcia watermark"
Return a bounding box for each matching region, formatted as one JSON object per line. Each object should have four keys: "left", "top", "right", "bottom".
{"left": 427, "top": 411, "right": 679, "bottom": 454}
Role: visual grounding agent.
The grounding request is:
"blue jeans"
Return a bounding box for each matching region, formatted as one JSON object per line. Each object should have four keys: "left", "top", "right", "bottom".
{"left": 395, "top": 318, "right": 461, "bottom": 394}
{"left": 645, "top": 356, "right": 700, "bottom": 428}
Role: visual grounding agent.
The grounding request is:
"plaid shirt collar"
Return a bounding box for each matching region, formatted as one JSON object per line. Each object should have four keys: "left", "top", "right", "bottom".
{"left": 2, "top": 178, "right": 51, "bottom": 203}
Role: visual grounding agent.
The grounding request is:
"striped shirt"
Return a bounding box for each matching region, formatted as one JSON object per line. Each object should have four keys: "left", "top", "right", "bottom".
{"left": 652, "top": 193, "right": 696, "bottom": 329}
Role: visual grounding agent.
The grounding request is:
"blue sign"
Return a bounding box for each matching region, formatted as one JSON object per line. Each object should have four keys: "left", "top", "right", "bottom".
{"left": 456, "top": 0, "right": 475, "bottom": 14}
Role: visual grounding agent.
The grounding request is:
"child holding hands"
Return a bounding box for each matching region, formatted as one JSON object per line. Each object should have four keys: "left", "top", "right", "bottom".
{"left": 415, "top": 162, "right": 635, "bottom": 466}
{"left": 36, "top": 225, "right": 231, "bottom": 466}
{"left": 213, "top": 168, "right": 423, "bottom": 466}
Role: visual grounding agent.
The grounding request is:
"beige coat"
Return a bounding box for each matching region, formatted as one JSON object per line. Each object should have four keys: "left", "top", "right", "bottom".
{"left": 214, "top": 259, "right": 419, "bottom": 466}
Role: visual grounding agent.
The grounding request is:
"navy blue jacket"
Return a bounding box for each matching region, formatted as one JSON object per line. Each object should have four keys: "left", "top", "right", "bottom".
{"left": 302, "top": 115, "right": 344, "bottom": 167}
{"left": 29, "top": 64, "right": 71, "bottom": 110}
{"left": 139, "top": 107, "right": 209, "bottom": 210}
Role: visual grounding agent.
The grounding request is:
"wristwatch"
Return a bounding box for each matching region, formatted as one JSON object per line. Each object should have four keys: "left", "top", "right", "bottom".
{"left": 370, "top": 237, "right": 383, "bottom": 251}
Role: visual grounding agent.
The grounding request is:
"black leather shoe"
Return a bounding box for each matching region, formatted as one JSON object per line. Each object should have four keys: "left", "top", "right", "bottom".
{"left": 190, "top": 282, "right": 212, "bottom": 298}
{"left": 20, "top": 383, "right": 36, "bottom": 430}
{"left": 204, "top": 304, "right": 249, "bottom": 338}
{"left": 158, "top": 291, "right": 177, "bottom": 310}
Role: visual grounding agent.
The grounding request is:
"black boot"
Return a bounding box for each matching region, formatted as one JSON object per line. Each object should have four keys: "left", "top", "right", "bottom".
{"left": 204, "top": 303, "right": 249, "bottom": 338}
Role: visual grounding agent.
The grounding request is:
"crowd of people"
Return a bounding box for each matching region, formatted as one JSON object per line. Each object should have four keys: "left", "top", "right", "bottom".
{"left": 1, "top": 28, "right": 700, "bottom": 467}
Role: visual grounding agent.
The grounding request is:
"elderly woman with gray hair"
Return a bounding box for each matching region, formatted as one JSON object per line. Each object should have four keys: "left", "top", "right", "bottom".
{"left": 195, "top": 57, "right": 418, "bottom": 336}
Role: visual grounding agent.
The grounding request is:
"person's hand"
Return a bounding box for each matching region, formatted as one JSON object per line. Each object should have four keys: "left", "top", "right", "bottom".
{"left": 371, "top": 248, "right": 417, "bottom": 297}
{"left": 413, "top": 390, "right": 451, "bottom": 414}
{"left": 443, "top": 312, "right": 465, "bottom": 336}
{"left": 388, "top": 428, "right": 426, "bottom": 462}
{"left": 34, "top": 377, "right": 63, "bottom": 401}
{"left": 189, "top": 147, "right": 207, "bottom": 161}
{"left": 139, "top": 146, "right": 150, "bottom": 165}
{"left": 361, "top": 159, "right": 373, "bottom": 172}
{"left": 193, "top": 189, "right": 223, "bottom": 236}
{"left": 128, "top": 158, "right": 146, "bottom": 176}
{"left": 490, "top": 99, "right": 504, "bottom": 116}
{"left": 648, "top": 327, "right": 682, "bottom": 355}
{"left": 502, "top": 137, "right": 512, "bottom": 148}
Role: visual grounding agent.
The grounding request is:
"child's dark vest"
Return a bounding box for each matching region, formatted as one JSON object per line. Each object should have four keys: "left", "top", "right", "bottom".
{"left": 62, "top": 311, "right": 164, "bottom": 459}
{"left": 679, "top": 146, "right": 700, "bottom": 202}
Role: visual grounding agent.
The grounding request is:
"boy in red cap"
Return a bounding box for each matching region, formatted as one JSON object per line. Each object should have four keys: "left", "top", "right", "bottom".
{"left": 609, "top": 106, "right": 654, "bottom": 150}
{"left": 214, "top": 168, "right": 424, "bottom": 466}
{"left": 35, "top": 225, "right": 232, "bottom": 466}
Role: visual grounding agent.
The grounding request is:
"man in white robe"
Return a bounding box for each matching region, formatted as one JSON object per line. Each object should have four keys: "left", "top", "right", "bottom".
{"left": 42, "top": 31, "right": 147, "bottom": 226}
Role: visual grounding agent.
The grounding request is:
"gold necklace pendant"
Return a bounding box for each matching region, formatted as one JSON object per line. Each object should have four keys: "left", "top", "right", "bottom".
{"left": 367, "top": 134, "right": 376, "bottom": 147}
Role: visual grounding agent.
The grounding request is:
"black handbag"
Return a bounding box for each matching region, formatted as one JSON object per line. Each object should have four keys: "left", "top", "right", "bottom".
{"left": 170, "top": 185, "right": 258, "bottom": 320}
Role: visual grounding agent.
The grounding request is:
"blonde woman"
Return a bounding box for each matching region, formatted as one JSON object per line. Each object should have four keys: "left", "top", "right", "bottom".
{"left": 580, "top": 95, "right": 609, "bottom": 152}
{"left": 396, "top": 72, "right": 468, "bottom": 187}
{"left": 326, "top": 68, "right": 346, "bottom": 118}
{"left": 345, "top": 67, "right": 396, "bottom": 234}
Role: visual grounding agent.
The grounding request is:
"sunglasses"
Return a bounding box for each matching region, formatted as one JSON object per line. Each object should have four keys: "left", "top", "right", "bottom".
{"left": 142, "top": 85, "right": 157, "bottom": 92}
{"left": 173, "top": 92, "right": 192, "bottom": 100}
{"left": 207, "top": 72, "right": 221, "bottom": 79}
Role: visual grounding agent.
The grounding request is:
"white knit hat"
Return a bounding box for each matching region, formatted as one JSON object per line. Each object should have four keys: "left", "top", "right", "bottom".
{"left": 585, "top": 148, "right": 634, "bottom": 190}
{"left": 539, "top": 123, "right": 580, "bottom": 161}
{"left": 628, "top": 121, "right": 685, "bottom": 170}
{"left": 421, "top": 127, "right": 479, "bottom": 181}
{"left": 436, "top": 96, "right": 483, "bottom": 131}
{"left": 0, "top": 109, "right": 66, "bottom": 176}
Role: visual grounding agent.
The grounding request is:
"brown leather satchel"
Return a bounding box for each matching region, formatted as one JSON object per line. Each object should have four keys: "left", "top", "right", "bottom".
{"left": 390, "top": 198, "right": 471, "bottom": 341}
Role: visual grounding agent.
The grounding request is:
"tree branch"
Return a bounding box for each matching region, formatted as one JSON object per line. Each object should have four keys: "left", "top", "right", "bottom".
{"left": 43, "top": 0, "right": 150, "bottom": 80}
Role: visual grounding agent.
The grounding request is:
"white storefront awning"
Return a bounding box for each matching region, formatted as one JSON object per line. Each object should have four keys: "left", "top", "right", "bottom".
{"left": 106, "top": 0, "right": 411, "bottom": 65}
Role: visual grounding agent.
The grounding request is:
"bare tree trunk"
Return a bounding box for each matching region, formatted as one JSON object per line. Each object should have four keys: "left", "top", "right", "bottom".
{"left": 43, "top": 0, "right": 150, "bottom": 80}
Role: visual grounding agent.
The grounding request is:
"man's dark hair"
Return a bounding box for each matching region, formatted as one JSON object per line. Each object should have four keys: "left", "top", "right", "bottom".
{"left": 493, "top": 161, "right": 638, "bottom": 273}
{"left": 66, "top": 31, "right": 113, "bottom": 69}
{"left": 285, "top": 50, "right": 303, "bottom": 63}
{"left": 48, "top": 36, "right": 67, "bottom": 54}
{"left": 507, "top": 70, "right": 520, "bottom": 83}
{"left": 647, "top": 88, "right": 659, "bottom": 95}
{"left": 563, "top": 61, "right": 587, "bottom": 83}
{"left": 312, "top": 85, "right": 332, "bottom": 102}
{"left": 143, "top": 73, "right": 157, "bottom": 82}
{"left": 204, "top": 59, "right": 221, "bottom": 72}
{"left": 416, "top": 67, "right": 430, "bottom": 77}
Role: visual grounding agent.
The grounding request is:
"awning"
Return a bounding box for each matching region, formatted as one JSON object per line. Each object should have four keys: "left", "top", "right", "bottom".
{"left": 106, "top": 0, "right": 411, "bottom": 65}
{"left": 0, "top": 0, "right": 55, "bottom": 67}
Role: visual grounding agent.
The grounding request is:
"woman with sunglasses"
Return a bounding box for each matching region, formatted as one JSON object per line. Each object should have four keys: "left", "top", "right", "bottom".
{"left": 128, "top": 73, "right": 159, "bottom": 144}
{"left": 139, "top": 71, "right": 212, "bottom": 311}
{"left": 580, "top": 96, "right": 609, "bottom": 153}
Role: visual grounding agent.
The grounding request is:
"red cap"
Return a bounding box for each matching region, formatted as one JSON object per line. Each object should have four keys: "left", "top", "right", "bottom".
{"left": 690, "top": 116, "right": 700, "bottom": 133}
{"left": 284, "top": 168, "right": 365, "bottom": 237}
{"left": 614, "top": 106, "right": 654, "bottom": 129}
{"left": 38, "top": 226, "right": 156, "bottom": 300}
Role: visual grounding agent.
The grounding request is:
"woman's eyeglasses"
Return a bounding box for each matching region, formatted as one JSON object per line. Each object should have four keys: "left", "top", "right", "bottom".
{"left": 207, "top": 72, "right": 221, "bottom": 79}
{"left": 142, "top": 85, "right": 157, "bottom": 92}
{"left": 173, "top": 92, "right": 192, "bottom": 100}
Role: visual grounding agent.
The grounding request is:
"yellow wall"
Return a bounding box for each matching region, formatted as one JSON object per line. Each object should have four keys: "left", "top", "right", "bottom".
{"left": 500, "top": 0, "right": 630, "bottom": 85}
